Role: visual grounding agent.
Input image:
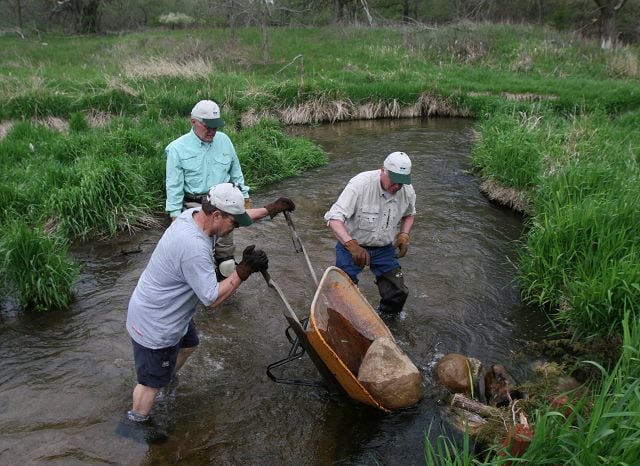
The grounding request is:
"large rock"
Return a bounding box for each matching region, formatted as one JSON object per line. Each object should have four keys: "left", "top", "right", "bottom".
{"left": 435, "top": 353, "right": 482, "bottom": 394}
{"left": 357, "top": 337, "right": 422, "bottom": 410}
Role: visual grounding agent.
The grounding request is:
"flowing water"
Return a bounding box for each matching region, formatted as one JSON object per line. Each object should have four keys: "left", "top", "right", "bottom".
{"left": 0, "top": 118, "right": 548, "bottom": 465}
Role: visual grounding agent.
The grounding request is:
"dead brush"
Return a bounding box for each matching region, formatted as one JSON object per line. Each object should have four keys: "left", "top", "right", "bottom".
{"left": 607, "top": 48, "right": 639, "bottom": 78}
{"left": 121, "top": 57, "right": 212, "bottom": 80}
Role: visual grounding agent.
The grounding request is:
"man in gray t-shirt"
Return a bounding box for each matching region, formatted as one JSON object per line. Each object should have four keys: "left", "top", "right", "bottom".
{"left": 119, "top": 183, "right": 294, "bottom": 443}
{"left": 324, "top": 151, "right": 416, "bottom": 315}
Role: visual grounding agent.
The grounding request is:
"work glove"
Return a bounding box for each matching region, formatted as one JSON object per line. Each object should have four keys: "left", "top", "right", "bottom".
{"left": 264, "top": 197, "right": 296, "bottom": 219}
{"left": 244, "top": 197, "right": 253, "bottom": 209}
{"left": 344, "top": 239, "right": 370, "bottom": 268}
{"left": 395, "top": 232, "right": 410, "bottom": 258}
{"left": 235, "top": 245, "right": 269, "bottom": 281}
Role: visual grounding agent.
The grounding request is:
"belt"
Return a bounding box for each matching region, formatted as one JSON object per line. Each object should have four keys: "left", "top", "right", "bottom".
{"left": 184, "top": 192, "right": 207, "bottom": 203}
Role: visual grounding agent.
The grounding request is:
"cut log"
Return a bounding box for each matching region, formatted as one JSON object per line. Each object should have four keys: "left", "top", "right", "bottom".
{"left": 450, "top": 393, "right": 501, "bottom": 418}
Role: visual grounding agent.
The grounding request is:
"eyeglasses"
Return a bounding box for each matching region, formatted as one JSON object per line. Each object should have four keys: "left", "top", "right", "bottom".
{"left": 194, "top": 119, "right": 216, "bottom": 131}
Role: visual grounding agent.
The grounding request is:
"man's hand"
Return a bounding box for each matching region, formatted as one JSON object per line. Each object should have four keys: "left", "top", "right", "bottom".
{"left": 395, "top": 232, "right": 410, "bottom": 258}
{"left": 244, "top": 198, "right": 253, "bottom": 209}
{"left": 344, "top": 239, "right": 370, "bottom": 267}
{"left": 264, "top": 198, "right": 296, "bottom": 218}
{"left": 235, "top": 245, "right": 268, "bottom": 281}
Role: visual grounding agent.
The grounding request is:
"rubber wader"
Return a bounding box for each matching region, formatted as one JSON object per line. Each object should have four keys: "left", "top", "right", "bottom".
{"left": 375, "top": 268, "right": 409, "bottom": 314}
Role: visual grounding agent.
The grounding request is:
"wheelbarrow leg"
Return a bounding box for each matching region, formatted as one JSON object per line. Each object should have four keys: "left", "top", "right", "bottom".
{"left": 261, "top": 271, "right": 344, "bottom": 394}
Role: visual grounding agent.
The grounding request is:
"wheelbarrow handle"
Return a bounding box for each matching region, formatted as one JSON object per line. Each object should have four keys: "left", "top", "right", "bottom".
{"left": 283, "top": 211, "right": 318, "bottom": 288}
{"left": 261, "top": 270, "right": 302, "bottom": 327}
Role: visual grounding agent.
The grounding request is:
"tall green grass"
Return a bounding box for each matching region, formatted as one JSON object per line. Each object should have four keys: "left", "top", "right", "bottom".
{"left": 506, "top": 310, "right": 640, "bottom": 463}
{"left": 0, "top": 221, "right": 78, "bottom": 311}
{"left": 235, "top": 118, "right": 328, "bottom": 187}
{"left": 0, "top": 115, "right": 325, "bottom": 310}
{"left": 509, "top": 111, "right": 640, "bottom": 337}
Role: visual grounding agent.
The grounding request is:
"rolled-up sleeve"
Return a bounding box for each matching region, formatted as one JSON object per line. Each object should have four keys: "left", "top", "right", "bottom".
{"left": 165, "top": 145, "right": 185, "bottom": 217}
{"left": 324, "top": 183, "right": 358, "bottom": 224}
{"left": 228, "top": 144, "right": 250, "bottom": 197}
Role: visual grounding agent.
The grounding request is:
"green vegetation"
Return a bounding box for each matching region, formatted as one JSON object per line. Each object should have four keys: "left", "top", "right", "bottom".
{"left": 0, "top": 220, "right": 78, "bottom": 311}
{"left": 474, "top": 109, "right": 640, "bottom": 337}
{"left": 424, "top": 312, "right": 640, "bottom": 464}
{"left": 1, "top": 23, "right": 639, "bottom": 463}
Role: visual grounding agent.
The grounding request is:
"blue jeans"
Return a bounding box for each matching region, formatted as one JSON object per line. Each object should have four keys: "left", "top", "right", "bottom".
{"left": 335, "top": 242, "right": 399, "bottom": 284}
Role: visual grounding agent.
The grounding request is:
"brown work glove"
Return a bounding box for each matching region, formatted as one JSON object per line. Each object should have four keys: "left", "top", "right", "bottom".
{"left": 395, "top": 232, "right": 410, "bottom": 258}
{"left": 235, "top": 245, "right": 269, "bottom": 281}
{"left": 244, "top": 197, "right": 253, "bottom": 209}
{"left": 264, "top": 197, "right": 296, "bottom": 219}
{"left": 344, "top": 239, "right": 370, "bottom": 268}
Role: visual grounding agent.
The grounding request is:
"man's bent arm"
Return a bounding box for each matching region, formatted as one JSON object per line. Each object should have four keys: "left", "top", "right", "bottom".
{"left": 166, "top": 147, "right": 185, "bottom": 217}
{"left": 399, "top": 214, "right": 415, "bottom": 235}
{"left": 207, "top": 271, "right": 244, "bottom": 308}
{"left": 328, "top": 219, "right": 352, "bottom": 245}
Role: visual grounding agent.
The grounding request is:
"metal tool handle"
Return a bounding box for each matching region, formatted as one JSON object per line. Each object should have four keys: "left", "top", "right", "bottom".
{"left": 284, "top": 211, "right": 318, "bottom": 288}
{"left": 261, "top": 270, "right": 302, "bottom": 327}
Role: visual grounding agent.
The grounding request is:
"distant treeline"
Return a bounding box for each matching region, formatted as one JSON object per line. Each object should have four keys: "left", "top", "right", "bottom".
{"left": 2, "top": 0, "right": 639, "bottom": 46}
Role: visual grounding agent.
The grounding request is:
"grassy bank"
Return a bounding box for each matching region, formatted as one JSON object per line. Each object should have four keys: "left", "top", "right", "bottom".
{"left": 1, "top": 23, "right": 639, "bottom": 462}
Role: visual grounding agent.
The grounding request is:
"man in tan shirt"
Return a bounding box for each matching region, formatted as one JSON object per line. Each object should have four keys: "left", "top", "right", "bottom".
{"left": 324, "top": 151, "right": 416, "bottom": 314}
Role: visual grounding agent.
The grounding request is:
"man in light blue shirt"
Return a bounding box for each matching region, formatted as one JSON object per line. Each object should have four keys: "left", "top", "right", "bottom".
{"left": 165, "top": 100, "right": 250, "bottom": 278}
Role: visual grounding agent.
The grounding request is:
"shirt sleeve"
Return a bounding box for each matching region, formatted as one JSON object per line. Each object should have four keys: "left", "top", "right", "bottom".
{"left": 180, "top": 246, "right": 219, "bottom": 306}
{"left": 404, "top": 186, "right": 417, "bottom": 216}
{"left": 165, "top": 144, "right": 185, "bottom": 217}
{"left": 324, "top": 182, "right": 359, "bottom": 223}
{"left": 227, "top": 139, "right": 250, "bottom": 197}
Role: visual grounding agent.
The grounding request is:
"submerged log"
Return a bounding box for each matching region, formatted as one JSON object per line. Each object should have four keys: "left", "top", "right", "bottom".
{"left": 451, "top": 407, "right": 488, "bottom": 436}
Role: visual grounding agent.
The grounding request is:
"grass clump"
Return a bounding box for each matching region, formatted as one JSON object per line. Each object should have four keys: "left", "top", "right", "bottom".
{"left": 0, "top": 221, "right": 78, "bottom": 311}
{"left": 511, "top": 111, "right": 640, "bottom": 337}
{"left": 0, "top": 114, "right": 325, "bottom": 310}
{"left": 235, "top": 118, "right": 328, "bottom": 187}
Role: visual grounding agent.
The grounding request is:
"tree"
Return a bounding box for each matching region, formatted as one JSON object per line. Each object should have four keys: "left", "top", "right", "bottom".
{"left": 593, "top": 0, "right": 629, "bottom": 48}
{"left": 10, "top": 0, "right": 24, "bottom": 32}
{"left": 49, "top": 0, "right": 109, "bottom": 33}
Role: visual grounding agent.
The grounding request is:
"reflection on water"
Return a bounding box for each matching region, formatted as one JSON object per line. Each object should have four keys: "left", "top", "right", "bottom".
{"left": 0, "top": 118, "right": 547, "bottom": 465}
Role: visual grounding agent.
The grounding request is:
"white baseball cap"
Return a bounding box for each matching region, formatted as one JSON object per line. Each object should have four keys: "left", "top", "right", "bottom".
{"left": 383, "top": 151, "right": 412, "bottom": 184}
{"left": 191, "top": 100, "right": 225, "bottom": 128}
{"left": 206, "top": 183, "right": 252, "bottom": 226}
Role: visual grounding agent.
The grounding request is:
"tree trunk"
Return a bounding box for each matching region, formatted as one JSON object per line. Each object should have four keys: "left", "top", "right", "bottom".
{"left": 593, "top": 0, "right": 628, "bottom": 49}
{"left": 333, "top": 0, "right": 347, "bottom": 24}
{"left": 260, "top": 0, "right": 270, "bottom": 64}
{"left": 402, "top": 0, "right": 409, "bottom": 22}
{"left": 80, "top": 0, "right": 101, "bottom": 34}
{"left": 14, "top": 0, "right": 24, "bottom": 31}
